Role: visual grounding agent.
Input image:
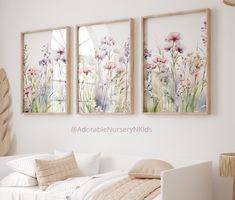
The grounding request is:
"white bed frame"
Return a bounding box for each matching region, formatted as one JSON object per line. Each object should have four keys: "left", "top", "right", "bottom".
{"left": 0, "top": 154, "right": 212, "bottom": 200}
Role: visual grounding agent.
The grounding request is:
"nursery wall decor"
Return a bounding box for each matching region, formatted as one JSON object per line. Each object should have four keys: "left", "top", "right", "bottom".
{"left": 0, "top": 68, "right": 11, "bottom": 156}
{"left": 76, "top": 19, "right": 134, "bottom": 114}
{"left": 21, "top": 27, "right": 71, "bottom": 114}
{"left": 142, "top": 9, "right": 210, "bottom": 114}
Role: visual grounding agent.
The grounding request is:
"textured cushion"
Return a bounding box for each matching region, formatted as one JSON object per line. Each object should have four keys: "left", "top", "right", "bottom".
{"left": 35, "top": 153, "right": 80, "bottom": 190}
{"left": 54, "top": 150, "right": 101, "bottom": 176}
{"left": 6, "top": 154, "right": 57, "bottom": 177}
{"left": 0, "top": 172, "right": 38, "bottom": 187}
{"left": 128, "top": 159, "right": 174, "bottom": 179}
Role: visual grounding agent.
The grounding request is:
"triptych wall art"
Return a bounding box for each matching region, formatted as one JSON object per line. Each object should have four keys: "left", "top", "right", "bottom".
{"left": 21, "top": 9, "right": 210, "bottom": 115}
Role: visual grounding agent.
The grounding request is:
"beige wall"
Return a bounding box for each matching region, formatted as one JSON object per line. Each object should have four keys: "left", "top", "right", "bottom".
{"left": 0, "top": 0, "right": 235, "bottom": 199}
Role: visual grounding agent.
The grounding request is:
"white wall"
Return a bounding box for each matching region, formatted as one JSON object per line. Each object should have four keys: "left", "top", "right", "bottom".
{"left": 0, "top": 0, "right": 235, "bottom": 199}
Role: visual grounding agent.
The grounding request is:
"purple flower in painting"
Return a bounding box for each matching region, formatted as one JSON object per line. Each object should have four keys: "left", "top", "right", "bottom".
{"left": 174, "top": 43, "right": 186, "bottom": 54}
{"left": 101, "top": 36, "right": 115, "bottom": 46}
{"left": 166, "top": 32, "right": 182, "bottom": 42}
{"left": 144, "top": 47, "right": 152, "bottom": 59}
{"left": 164, "top": 42, "right": 173, "bottom": 52}
{"left": 39, "top": 84, "right": 47, "bottom": 96}
{"left": 106, "top": 37, "right": 115, "bottom": 46}
{"left": 119, "top": 56, "right": 125, "bottom": 64}
{"left": 201, "top": 21, "right": 208, "bottom": 46}
{"left": 61, "top": 58, "right": 66, "bottom": 64}
{"left": 38, "top": 43, "right": 52, "bottom": 66}
{"left": 124, "top": 42, "right": 130, "bottom": 58}
{"left": 39, "top": 59, "right": 47, "bottom": 66}
{"left": 118, "top": 41, "right": 130, "bottom": 65}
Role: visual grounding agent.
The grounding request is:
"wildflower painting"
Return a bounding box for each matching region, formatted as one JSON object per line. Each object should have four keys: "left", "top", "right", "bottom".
{"left": 22, "top": 27, "right": 70, "bottom": 114}
{"left": 143, "top": 9, "right": 210, "bottom": 114}
{"left": 77, "top": 19, "right": 133, "bottom": 114}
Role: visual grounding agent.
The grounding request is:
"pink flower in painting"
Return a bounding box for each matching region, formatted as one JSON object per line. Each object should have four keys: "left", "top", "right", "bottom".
{"left": 83, "top": 65, "right": 94, "bottom": 73}
{"left": 24, "top": 86, "right": 32, "bottom": 97}
{"left": 153, "top": 56, "right": 167, "bottom": 64}
{"left": 166, "top": 32, "right": 182, "bottom": 42}
{"left": 116, "top": 67, "right": 125, "bottom": 74}
{"left": 95, "top": 52, "right": 105, "bottom": 61}
{"left": 164, "top": 42, "right": 173, "bottom": 52}
{"left": 174, "top": 43, "right": 186, "bottom": 54}
{"left": 104, "top": 62, "right": 116, "bottom": 70}
{"left": 80, "top": 65, "right": 94, "bottom": 74}
{"left": 55, "top": 47, "right": 66, "bottom": 63}
{"left": 56, "top": 47, "right": 65, "bottom": 55}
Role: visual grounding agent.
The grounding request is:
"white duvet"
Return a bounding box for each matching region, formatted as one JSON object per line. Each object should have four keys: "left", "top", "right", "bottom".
{"left": 0, "top": 171, "right": 161, "bottom": 200}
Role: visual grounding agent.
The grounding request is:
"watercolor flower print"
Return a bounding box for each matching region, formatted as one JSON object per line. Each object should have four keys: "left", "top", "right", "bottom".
{"left": 78, "top": 25, "right": 132, "bottom": 114}
{"left": 144, "top": 19, "right": 208, "bottom": 113}
{"left": 23, "top": 33, "right": 68, "bottom": 113}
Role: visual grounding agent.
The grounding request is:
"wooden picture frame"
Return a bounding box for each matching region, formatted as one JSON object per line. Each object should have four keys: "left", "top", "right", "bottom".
{"left": 76, "top": 19, "right": 134, "bottom": 114}
{"left": 21, "top": 27, "right": 71, "bottom": 114}
{"left": 142, "top": 9, "right": 211, "bottom": 115}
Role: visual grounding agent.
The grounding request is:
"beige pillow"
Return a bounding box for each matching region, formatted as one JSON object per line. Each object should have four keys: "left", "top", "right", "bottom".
{"left": 35, "top": 153, "right": 79, "bottom": 190}
{"left": 128, "top": 159, "right": 174, "bottom": 179}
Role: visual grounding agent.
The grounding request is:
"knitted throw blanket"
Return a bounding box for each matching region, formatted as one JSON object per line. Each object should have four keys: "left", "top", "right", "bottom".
{"left": 91, "top": 177, "right": 161, "bottom": 200}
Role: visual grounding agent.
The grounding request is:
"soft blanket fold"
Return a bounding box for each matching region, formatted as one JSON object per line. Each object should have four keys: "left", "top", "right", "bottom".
{"left": 90, "top": 177, "right": 161, "bottom": 200}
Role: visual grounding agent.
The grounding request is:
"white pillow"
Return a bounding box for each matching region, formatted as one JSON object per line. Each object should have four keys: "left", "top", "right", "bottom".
{"left": 0, "top": 172, "right": 38, "bottom": 187}
{"left": 54, "top": 150, "right": 101, "bottom": 176}
{"left": 7, "top": 154, "right": 57, "bottom": 177}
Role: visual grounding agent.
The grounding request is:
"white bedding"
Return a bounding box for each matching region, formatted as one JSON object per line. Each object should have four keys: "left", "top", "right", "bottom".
{"left": 0, "top": 171, "right": 161, "bottom": 200}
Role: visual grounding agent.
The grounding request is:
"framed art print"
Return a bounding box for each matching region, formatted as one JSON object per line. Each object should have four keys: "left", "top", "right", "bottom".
{"left": 21, "top": 27, "right": 71, "bottom": 114}
{"left": 142, "top": 9, "right": 210, "bottom": 114}
{"left": 77, "top": 19, "right": 134, "bottom": 114}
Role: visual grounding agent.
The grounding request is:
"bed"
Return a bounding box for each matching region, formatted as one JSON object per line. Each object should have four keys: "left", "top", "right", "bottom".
{"left": 0, "top": 154, "right": 212, "bottom": 200}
